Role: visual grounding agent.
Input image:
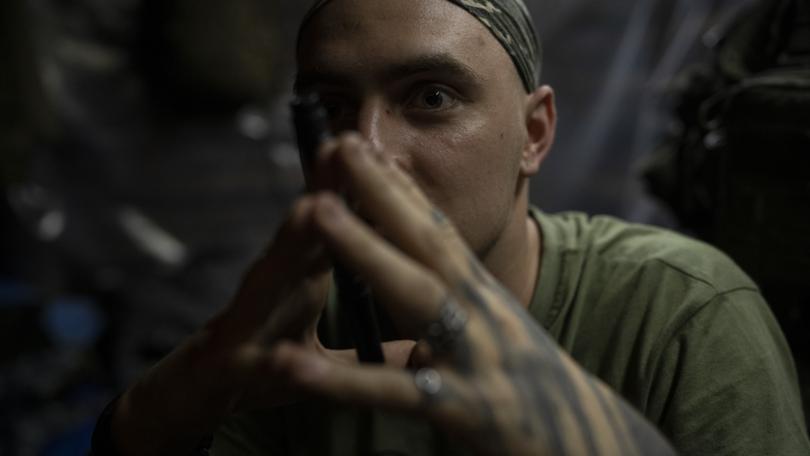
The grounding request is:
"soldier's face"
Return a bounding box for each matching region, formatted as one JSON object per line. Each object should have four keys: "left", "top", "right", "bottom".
{"left": 297, "top": 0, "right": 535, "bottom": 255}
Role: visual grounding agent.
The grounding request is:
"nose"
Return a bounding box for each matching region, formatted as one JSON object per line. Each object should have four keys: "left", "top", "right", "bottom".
{"left": 355, "top": 98, "right": 391, "bottom": 153}
{"left": 350, "top": 97, "right": 411, "bottom": 173}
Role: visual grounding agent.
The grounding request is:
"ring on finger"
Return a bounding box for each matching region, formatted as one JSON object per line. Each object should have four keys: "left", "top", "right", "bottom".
{"left": 414, "top": 367, "right": 443, "bottom": 398}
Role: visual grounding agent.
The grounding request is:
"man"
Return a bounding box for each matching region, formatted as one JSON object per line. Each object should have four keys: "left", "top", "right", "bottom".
{"left": 93, "top": 0, "right": 810, "bottom": 454}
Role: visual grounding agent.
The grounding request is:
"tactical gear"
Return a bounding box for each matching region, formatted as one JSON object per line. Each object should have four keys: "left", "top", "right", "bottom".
{"left": 644, "top": 0, "right": 810, "bottom": 426}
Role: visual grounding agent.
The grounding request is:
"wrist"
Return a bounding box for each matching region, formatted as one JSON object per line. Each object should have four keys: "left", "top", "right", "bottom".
{"left": 107, "top": 335, "right": 241, "bottom": 455}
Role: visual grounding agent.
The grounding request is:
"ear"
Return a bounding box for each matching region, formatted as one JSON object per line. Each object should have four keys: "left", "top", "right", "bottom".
{"left": 521, "top": 85, "right": 556, "bottom": 177}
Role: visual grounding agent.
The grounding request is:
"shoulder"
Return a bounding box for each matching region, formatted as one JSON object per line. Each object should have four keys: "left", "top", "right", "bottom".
{"left": 531, "top": 208, "right": 771, "bottom": 389}
{"left": 534, "top": 209, "right": 758, "bottom": 296}
{"left": 535, "top": 209, "right": 767, "bottom": 353}
{"left": 533, "top": 210, "right": 810, "bottom": 454}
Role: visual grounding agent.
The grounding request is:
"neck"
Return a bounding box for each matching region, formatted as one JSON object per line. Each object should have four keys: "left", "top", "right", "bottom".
{"left": 480, "top": 184, "right": 541, "bottom": 309}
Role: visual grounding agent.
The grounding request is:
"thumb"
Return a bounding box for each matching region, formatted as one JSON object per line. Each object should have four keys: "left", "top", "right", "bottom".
{"left": 326, "top": 340, "right": 418, "bottom": 368}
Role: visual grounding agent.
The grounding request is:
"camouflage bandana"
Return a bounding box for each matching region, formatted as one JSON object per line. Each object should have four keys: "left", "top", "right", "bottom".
{"left": 299, "top": 0, "right": 541, "bottom": 92}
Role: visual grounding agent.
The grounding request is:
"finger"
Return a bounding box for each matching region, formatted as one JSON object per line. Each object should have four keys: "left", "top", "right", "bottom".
{"left": 228, "top": 340, "right": 417, "bottom": 412}
{"left": 311, "top": 191, "right": 534, "bottom": 364}
{"left": 274, "top": 343, "right": 484, "bottom": 436}
{"left": 407, "top": 340, "right": 434, "bottom": 369}
{"left": 327, "top": 340, "right": 417, "bottom": 368}
{"left": 218, "top": 197, "right": 330, "bottom": 340}
{"left": 273, "top": 343, "right": 423, "bottom": 413}
{"left": 263, "top": 196, "right": 331, "bottom": 278}
{"left": 310, "top": 193, "right": 452, "bottom": 337}
{"left": 317, "top": 134, "right": 469, "bottom": 285}
{"left": 309, "top": 138, "right": 342, "bottom": 193}
{"left": 259, "top": 273, "right": 330, "bottom": 344}
{"left": 313, "top": 136, "right": 533, "bottom": 350}
{"left": 229, "top": 344, "right": 305, "bottom": 410}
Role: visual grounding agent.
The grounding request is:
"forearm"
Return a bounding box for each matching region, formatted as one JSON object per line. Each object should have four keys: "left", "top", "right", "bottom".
{"left": 532, "top": 348, "right": 674, "bottom": 456}
{"left": 107, "top": 332, "right": 239, "bottom": 456}
{"left": 504, "top": 323, "right": 675, "bottom": 454}
{"left": 453, "top": 277, "right": 675, "bottom": 455}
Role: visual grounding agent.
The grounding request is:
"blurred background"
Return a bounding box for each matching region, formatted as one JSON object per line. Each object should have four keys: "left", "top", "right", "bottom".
{"left": 0, "top": 0, "right": 807, "bottom": 453}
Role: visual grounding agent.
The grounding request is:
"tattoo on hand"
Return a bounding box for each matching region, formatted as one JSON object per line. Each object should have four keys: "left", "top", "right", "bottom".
{"left": 431, "top": 208, "right": 448, "bottom": 226}
{"left": 427, "top": 257, "right": 674, "bottom": 455}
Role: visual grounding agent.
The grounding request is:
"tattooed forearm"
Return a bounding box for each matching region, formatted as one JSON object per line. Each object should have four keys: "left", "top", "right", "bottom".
{"left": 509, "top": 362, "right": 567, "bottom": 454}
{"left": 418, "top": 367, "right": 508, "bottom": 454}
{"left": 514, "top": 352, "right": 600, "bottom": 455}
{"left": 431, "top": 208, "right": 449, "bottom": 226}
{"left": 458, "top": 281, "right": 515, "bottom": 361}
{"left": 442, "top": 271, "right": 676, "bottom": 455}
{"left": 469, "top": 381, "right": 509, "bottom": 455}
{"left": 587, "top": 375, "right": 639, "bottom": 453}
{"left": 406, "top": 223, "right": 675, "bottom": 454}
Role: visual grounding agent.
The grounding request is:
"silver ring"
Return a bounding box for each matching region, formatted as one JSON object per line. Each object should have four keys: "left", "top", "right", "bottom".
{"left": 424, "top": 295, "right": 468, "bottom": 353}
{"left": 414, "top": 367, "right": 443, "bottom": 397}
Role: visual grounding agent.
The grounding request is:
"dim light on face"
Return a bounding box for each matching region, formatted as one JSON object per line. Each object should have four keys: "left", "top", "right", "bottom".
{"left": 296, "top": 0, "right": 546, "bottom": 259}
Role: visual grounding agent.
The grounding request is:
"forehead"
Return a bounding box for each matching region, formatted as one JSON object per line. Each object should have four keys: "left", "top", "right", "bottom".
{"left": 296, "top": 0, "right": 513, "bottom": 85}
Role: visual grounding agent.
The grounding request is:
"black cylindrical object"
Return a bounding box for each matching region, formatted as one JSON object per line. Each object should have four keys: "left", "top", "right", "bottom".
{"left": 290, "top": 94, "right": 385, "bottom": 364}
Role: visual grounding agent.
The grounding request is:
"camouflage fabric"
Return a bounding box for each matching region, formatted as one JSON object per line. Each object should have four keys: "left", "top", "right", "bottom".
{"left": 299, "top": 0, "right": 541, "bottom": 92}
{"left": 445, "top": 0, "right": 540, "bottom": 91}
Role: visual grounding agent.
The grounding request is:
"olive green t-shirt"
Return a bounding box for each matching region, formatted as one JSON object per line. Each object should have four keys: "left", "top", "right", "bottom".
{"left": 212, "top": 209, "right": 810, "bottom": 455}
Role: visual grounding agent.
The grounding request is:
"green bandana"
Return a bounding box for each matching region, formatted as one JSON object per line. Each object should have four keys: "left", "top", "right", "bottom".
{"left": 298, "top": 0, "right": 541, "bottom": 92}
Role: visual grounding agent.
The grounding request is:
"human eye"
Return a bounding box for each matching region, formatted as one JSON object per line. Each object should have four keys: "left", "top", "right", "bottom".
{"left": 407, "top": 84, "right": 461, "bottom": 112}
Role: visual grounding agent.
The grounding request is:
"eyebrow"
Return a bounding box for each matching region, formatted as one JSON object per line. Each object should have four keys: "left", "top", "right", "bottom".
{"left": 294, "top": 53, "right": 483, "bottom": 94}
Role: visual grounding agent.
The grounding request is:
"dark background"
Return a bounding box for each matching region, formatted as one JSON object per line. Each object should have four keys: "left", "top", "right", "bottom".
{"left": 1, "top": 0, "right": 806, "bottom": 454}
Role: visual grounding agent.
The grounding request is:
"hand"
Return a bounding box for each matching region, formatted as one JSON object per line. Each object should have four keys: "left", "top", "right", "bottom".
{"left": 193, "top": 196, "right": 332, "bottom": 411}
{"left": 271, "top": 134, "right": 676, "bottom": 455}
{"left": 190, "top": 196, "right": 416, "bottom": 412}
{"left": 109, "top": 189, "right": 416, "bottom": 455}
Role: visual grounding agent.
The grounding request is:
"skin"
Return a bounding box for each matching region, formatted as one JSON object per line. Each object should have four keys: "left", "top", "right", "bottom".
{"left": 275, "top": 142, "right": 676, "bottom": 455}
{"left": 106, "top": 0, "right": 676, "bottom": 454}
{"left": 295, "top": 0, "right": 552, "bottom": 307}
